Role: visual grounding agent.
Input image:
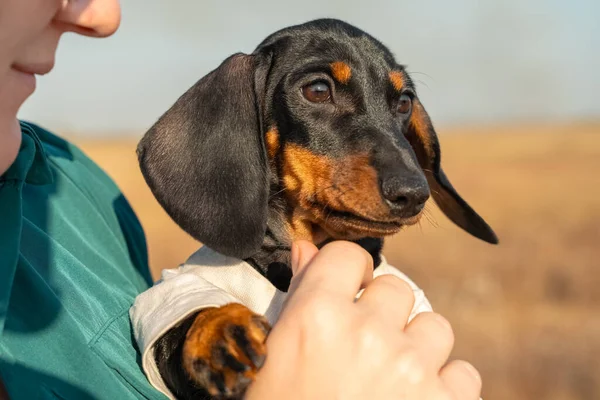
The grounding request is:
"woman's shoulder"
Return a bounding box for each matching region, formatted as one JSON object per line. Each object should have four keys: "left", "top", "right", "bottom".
{"left": 20, "top": 121, "right": 115, "bottom": 185}
{"left": 18, "top": 120, "right": 152, "bottom": 286}
{"left": 19, "top": 121, "right": 137, "bottom": 211}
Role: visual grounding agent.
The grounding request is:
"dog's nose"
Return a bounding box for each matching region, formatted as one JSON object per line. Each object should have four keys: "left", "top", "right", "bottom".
{"left": 381, "top": 176, "right": 430, "bottom": 217}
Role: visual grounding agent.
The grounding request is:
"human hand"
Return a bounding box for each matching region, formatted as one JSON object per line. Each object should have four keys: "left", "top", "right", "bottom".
{"left": 245, "top": 240, "right": 481, "bottom": 400}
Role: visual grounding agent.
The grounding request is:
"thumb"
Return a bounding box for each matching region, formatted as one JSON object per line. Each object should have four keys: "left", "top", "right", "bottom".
{"left": 290, "top": 240, "right": 319, "bottom": 276}
{"left": 283, "top": 240, "right": 319, "bottom": 308}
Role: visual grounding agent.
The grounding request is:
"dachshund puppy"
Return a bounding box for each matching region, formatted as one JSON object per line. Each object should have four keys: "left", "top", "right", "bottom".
{"left": 137, "top": 18, "right": 497, "bottom": 399}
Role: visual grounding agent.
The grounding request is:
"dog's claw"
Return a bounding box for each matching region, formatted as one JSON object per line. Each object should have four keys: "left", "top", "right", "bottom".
{"left": 182, "top": 303, "right": 271, "bottom": 399}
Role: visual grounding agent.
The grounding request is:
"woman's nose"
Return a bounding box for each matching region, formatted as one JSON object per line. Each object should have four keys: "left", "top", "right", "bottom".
{"left": 54, "top": 0, "right": 121, "bottom": 38}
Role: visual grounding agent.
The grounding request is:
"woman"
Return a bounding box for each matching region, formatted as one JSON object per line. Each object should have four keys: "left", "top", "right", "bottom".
{"left": 0, "top": 1, "right": 481, "bottom": 399}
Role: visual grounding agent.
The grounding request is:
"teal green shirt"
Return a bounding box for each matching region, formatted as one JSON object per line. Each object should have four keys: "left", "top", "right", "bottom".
{"left": 0, "top": 122, "right": 165, "bottom": 399}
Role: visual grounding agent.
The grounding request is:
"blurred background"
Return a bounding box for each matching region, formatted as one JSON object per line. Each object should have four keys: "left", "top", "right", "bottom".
{"left": 19, "top": 1, "right": 600, "bottom": 399}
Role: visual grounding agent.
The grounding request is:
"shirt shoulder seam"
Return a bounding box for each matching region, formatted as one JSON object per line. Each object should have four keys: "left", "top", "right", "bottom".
{"left": 88, "top": 307, "right": 132, "bottom": 347}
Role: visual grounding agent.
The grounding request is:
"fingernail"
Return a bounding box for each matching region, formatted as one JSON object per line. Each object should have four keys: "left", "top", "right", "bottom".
{"left": 462, "top": 362, "right": 481, "bottom": 382}
{"left": 432, "top": 313, "right": 452, "bottom": 332}
{"left": 291, "top": 242, "right": 300, "bottom": 274}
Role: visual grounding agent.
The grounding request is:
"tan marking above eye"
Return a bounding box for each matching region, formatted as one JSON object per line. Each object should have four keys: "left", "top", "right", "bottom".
{"left": 330, "top": 61, "right": 352, "bottom": 84}
{"left": 389, "top": 70, "right": 404, "bottom": 91}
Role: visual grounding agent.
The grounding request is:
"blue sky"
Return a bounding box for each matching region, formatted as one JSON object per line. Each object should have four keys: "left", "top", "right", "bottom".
{"left": 18, "top": 0, "right": 600, "bottom": 136}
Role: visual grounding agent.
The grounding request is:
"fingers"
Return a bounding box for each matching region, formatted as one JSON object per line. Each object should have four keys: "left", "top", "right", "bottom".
{"left": 439, "top": 360, "right": 482, "bottom": 400}
{"left": 356, "top": 274, "right": 416, "bottom": 328}
{"left": 404, "top": 312, "right": 454, "bottom": 371}
{"left": 289, "top": 240, "right": 374, "bottom": 300}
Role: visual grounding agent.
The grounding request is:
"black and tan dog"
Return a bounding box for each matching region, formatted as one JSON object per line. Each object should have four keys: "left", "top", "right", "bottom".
{"left": 137, "top": 18, "right": 498, "bottom": 400}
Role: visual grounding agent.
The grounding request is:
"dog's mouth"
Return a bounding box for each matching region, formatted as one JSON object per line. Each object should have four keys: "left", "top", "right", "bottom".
{"left": 306, "top": 201, "right": 420, "bottom": 239}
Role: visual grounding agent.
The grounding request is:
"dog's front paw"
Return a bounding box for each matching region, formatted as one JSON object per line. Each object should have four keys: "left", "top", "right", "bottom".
{"left": 182, "top": 303, "right": 271, "bottom": 399}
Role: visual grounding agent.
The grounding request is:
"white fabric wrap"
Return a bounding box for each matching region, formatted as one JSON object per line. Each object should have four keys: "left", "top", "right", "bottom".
{"left": 130, "top": 246, "right": 433, "bottom": 399}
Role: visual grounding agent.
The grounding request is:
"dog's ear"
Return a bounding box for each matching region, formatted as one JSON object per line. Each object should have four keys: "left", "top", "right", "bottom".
{"left": 405, "top": 98, "right": 498, "bottom": 244}
{"left": 137, "top": 53, "right": 271, "bottom": 258}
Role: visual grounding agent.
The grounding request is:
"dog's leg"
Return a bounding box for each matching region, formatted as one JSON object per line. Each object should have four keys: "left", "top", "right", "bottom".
{"left": 155, "top": 304, "right": 271, "bottom": 400}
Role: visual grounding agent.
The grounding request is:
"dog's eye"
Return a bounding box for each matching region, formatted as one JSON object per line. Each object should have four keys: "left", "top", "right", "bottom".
{"left": 397, "top": 94, "right": 412, "bottom": 114}
{"left": 302, "top": 81, "right": 331, "bottom": 103}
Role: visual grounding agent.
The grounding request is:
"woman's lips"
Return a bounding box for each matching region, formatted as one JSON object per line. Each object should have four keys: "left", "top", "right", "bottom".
{"left": 12, "top": 61, "right": 54, "bottom": 76}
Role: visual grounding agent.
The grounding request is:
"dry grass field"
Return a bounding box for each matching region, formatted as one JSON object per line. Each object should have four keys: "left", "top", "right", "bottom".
{"left": 75, "top": 122, "right": 600, "bottom": 400}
